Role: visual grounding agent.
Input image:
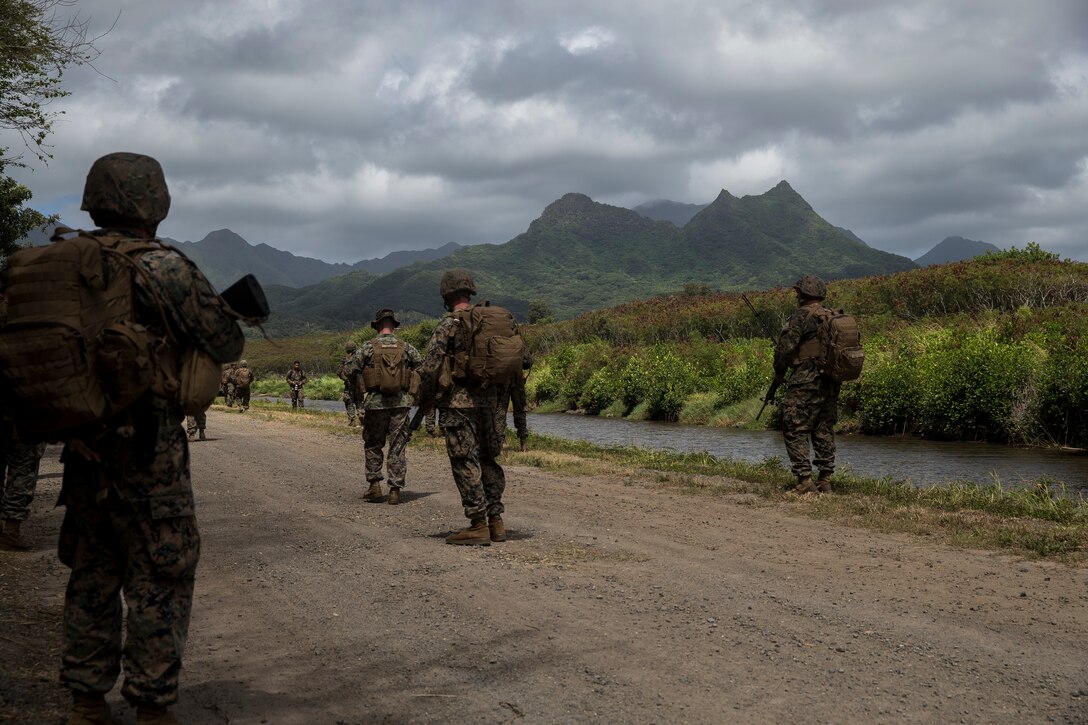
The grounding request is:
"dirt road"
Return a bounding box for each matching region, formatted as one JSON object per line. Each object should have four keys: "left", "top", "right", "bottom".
{"left": 4, "top": 409, "right": 1088, "bottom": 724}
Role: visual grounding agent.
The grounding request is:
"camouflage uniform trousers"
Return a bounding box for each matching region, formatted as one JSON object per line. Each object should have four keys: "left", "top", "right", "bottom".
{"left": 224, "top": 382, "right": 237, "bottom": 406}
{"left": 58, "top": 405, "right": 200, "bottom": 709}
{"left": 235, "top": 385, "right": 251, "bottom": 412}
{"left": 424, "top": 408, "right": 439, "bottom": 436}
{"left": 780, "top": 378, "right": 839, "bottom": 479}
{"left": 289, "top": 388, "right": 305, "bottom": 408}
{"left": 362, "top": 407, "right": 409, "bottom": 488}
{"left": 342, "top": 386, "right": 360, "bottom": 422}
{"left": 1, "top": 435, "right": 47, "bottom": 521}
{"left": 185, "top": 409, "right": 207, "bottom": 436}
{"left": 441, "top": 407, "right": 506, "bottom": 520}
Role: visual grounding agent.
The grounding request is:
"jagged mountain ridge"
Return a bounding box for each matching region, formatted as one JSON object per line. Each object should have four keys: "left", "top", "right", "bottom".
{"left": 268, "top": 181, "right": 918, "bottom": 330}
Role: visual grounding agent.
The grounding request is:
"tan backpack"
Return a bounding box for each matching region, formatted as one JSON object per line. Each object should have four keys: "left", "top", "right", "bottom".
{"left": 235, "top": 367, "right": 253, "bottom": 387}
{"left": 0, "top": 230, "right": 218, "bottom": 439}
{"left": 360, "top": 339, "right": 417, "bottom": 395}
{"left": 451, "top": 302, "right": 527, "bottom": 386}
{"left": 796, "top": 307, "right": 865, "bottom": 382}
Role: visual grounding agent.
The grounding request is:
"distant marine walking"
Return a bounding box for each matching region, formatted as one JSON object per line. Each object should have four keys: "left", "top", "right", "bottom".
{"left": 350, "top": 309, "right": 422, "bottom": 505}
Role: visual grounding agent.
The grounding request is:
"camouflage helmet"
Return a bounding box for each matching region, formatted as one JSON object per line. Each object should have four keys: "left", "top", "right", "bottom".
{"left": 439, "top": 268, "right": 477, "bottom": 299}
{"left": 80, "top": 152, "right": 171, "bottom": 225}
{"left": 371, "top": 308, "right": 400, "bottom": 330}
{"left": 239, "top": 360, "right": 248, "bottom": 367}
{"left": 792, "top": 274, "right": 827, "bottom": 300}
{"left": 345, "top": 341, "right": 357, "bottom": 353}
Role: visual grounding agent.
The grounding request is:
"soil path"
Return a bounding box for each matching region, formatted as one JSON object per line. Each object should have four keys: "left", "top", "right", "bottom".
{"left": 4, "top": 409, "right": 1088, "bottom": 724}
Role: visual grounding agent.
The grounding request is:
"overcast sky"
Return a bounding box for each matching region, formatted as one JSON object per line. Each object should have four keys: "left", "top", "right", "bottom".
{"left": 6, "top": 0, "right": 1088, "bottom": 262}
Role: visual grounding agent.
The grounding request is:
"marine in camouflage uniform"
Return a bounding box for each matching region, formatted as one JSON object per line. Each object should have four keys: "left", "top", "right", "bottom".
{"left": 222, "top": 363, "right": 237, "bottom": 406}
{"left": 185, "top": 408, "right": 208, "bottom": 441}
{"left": 418, "top": 269, "right": 515, "bottom": 545}
{"left": 423, "top": 407, "right": 439, "bottom": 437}
{"left": 57, "top": 153, "right": 246, "bottom": 725}
{"left": 496, "top": 361, "right": 532, "bottom": 451}
{"left": 337, "top": 341, "right": 361, "bottom": 427}
{"left": 348, "top": 310, "right": 422, "bottom": 504}
{"left": 233, "top": 361, "right": 253, "bottom": 412}
{"left": 0, "top": 421, "right": 47, "bottom": 550}
{"left": 773, "top": 275, "right": 839, "bottom": 494}
{"left": 286, "top": 362, "right": 307, "bottom": 408}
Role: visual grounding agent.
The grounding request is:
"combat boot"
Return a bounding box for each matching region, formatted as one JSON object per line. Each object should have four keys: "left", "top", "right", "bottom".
{"left": 816, "top": 473, "right": 832, "bottom": 493}
{"left": 198, "top": 429, "right": 206, "bottom": 441}
{"left": 387, "top": 487, "right": 401, "bottom": 505}
{"left": 187, "top": 431, "right": 196, "bottom": 441}
{"left": 445, "top": 518, "right": 491, "bottom": 546}
{"left": 135, "top": 704, "right": 180, "bottom": 725}
{"left": 348, "top": 416, "right": 358, "bottom": 427}
{"left": 488, "top": 514, "right": 506, "bottom": 542}
{"left": 793, "top": 476, "right": 818, "bottom": 494}
{"left": 66, "top": 692, "right": 116, "bottom": 725}
{"left": 0, "top": 519, "right": 31, "bottom": 551}
{"left": 363, "top": 481, "right": 383, "bottom": 501}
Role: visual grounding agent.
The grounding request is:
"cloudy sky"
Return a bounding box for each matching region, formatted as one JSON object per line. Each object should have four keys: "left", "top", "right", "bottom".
{"left": 6, "top": 0, "right": 1088, "bottom": 262}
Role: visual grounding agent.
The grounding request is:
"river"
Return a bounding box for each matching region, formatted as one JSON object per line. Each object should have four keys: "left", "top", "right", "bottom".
{"left": 258, "top": 397, "right": 1088, "bottom": 491}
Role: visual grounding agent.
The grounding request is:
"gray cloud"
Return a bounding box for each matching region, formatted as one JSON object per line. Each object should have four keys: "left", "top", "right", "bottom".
{"left": 6, "top": 0, "right": 1088, "bottom": 264}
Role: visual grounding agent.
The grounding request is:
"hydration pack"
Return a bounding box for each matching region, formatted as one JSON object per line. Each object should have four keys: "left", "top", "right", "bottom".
{"left": 451, "top": 302, "right": 527, "bottom": 386}
{"left": 361, "top": 339, "right": 417, "bottom": 395}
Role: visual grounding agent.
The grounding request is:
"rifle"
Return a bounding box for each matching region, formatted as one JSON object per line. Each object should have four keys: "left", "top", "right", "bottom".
{"left": 741, "top": 294, "right": 787, "bottom": 420}
{"left": 388, "top": 405, "right": 431, "bottom": 460}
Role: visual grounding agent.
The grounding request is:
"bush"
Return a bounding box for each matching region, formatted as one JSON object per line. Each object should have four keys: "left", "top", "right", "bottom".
{"left": 579, "top": 366, "right": 621, "bottom": 414}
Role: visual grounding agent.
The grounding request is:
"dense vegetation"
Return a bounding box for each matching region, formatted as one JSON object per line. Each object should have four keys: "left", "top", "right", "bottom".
{"left": 521, "top": 246, "right": 1088, "bottom": 448}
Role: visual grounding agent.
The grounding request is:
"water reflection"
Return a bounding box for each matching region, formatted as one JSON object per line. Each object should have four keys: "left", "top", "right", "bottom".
{"left": 255, "top": 397, "right": 1088, "bottom": 490}
{"left": 522, "top": 413, "right": 1088, "bottom": 490}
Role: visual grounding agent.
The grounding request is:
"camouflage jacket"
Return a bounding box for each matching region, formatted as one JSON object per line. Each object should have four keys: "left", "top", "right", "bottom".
{"left": 419, "top": 312, "right": 498, "bottom": 409}
{"left": 337, "top": 353, "right": 353, "bottom": 382}
{"left": 773, "top": 301, "right": 825, "bottom": 387}
{"left": 133, "top": 239, "right": 246, "bottom": 369}
{"left": 286, "top": 369, "right": 308, "bottom": 386}
{"left": 349, "top": 333, "right": 422, "bottom": 410}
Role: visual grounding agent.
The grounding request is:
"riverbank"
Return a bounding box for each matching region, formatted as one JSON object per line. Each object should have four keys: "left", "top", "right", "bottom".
{"left": 237, "top": 401, "right": 1088, "bottom": 561}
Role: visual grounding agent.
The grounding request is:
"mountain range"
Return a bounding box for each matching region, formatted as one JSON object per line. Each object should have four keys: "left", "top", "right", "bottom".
{"left": 264, "top": 181, "right": 917, "bottom": 332}
{"left": 20, "top": 183, "right": 1014, "bottom": 335}
{"left": 171, "top": 231, "right": 462, "bottom": 291}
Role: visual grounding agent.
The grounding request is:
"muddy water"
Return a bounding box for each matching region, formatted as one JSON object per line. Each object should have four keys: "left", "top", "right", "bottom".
{"left": 259, "top": 397, "right": 1088, "bottom": 490}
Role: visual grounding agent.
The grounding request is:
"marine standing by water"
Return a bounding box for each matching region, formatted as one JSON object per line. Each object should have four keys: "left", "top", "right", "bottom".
{"left": 286, "top": 361, "right": 307, "bottom": 408}
{"left": 773, "top": 275, "right": 842, "bottom": 494}
{"left": 350, "top": 309, "right": 422, "bottom": 505}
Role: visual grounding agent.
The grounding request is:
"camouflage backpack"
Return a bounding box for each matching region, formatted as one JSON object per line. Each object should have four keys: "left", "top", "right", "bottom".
{"left": 0, "top": 229, "right": 219, "bottom": 439}
{"left": 235, "top": 367, "right": 253, "bottom": 387}
{"left": 360, "top": 339, "right": 417, "bottom": 395}
{"left": 800, "top": 307, "right": 865, "bottom": 382}
{"left": 451, "top": 302, "right": 527, "bottom": 386}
